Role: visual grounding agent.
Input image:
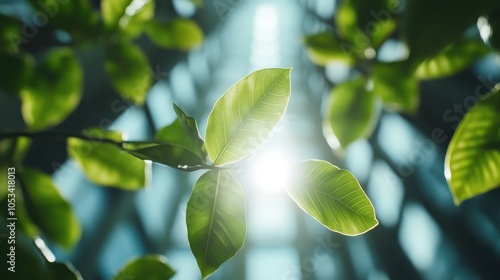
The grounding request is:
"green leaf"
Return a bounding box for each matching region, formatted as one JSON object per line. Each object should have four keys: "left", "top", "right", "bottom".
{"left": 205, "top": 68, "right": 292, "bottom": 165}
{"left": 0, "top": 14, "right": 21, "bottom": 54}
{"left": 445, "top": 88, "right": 500, "bottom": 204}
{"left": 174, "top": 103, "right": 207, "bottom": 160}
{"left": 48, "top": 262, "right": 83, "bottom": 280}
{"left": 29, "top": 0, "right": 99, "bottom": 40}
{"left": 104, "top": 40, "right": 152, "bottom": 105}
{"left": 124, "top": 141, "right": 203, "bottom": 168}
{"left": 285, "top": 160, "right": 378, "bottom": 235}
{"left": 101, "top": 0, "right": 154, "bottom": 38}
{"left": 113, "top": 255, "right": 175, "bottom": 280}
{"left": 68, "top": 130, "right": 146, "bottom": 190}
{"left": 303, "top": 32, "right": 353, "bottom": 66}
{"left": 145, "top": 19, "right": 204, "bottom": 50}
{"left": 21, "top": 48, "right": 82, "bottom": 130}
{"left": 415, "top": 38, "right": 490, "bottom": 79}
{"left": 372, "top": 62, "right": 419, "bottom": 113}
{"left": 21, "top": 168, "right": 81, "bottom": 248}
{"left": 186, "top": 171, "right": 246, "bottom": 279}
{"left": 324, "top": 77, "right": 379, "bottom": 149}
{"left": 403, "top": 0, "right": 494, "bottom": 64}
{"left": 0, "top": 53, "right": 34, "bottom": 95}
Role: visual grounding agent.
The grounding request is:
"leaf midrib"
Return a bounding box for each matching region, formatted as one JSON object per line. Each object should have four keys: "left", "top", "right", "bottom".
{"left": 214, "top": 70, "right": 288, "bottom": 165}
{"left": 204, "top": 171, "right": 221, "bottom": 269}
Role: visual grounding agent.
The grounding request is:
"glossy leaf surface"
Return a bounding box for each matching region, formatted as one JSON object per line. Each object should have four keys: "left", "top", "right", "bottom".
{"left": 205, "top": 68, "right": 291, "bottom": 165}
{"left": 445, "top": 88, "right": 500, "bottom": 204}
{"left": 286, "top": 160, "right": 378, "bottom": 235}
{"left": 186, "top": 171, "right": 246, "bottom": 279}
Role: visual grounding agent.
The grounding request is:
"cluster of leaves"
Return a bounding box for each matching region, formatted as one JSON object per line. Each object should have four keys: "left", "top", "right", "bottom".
{"left": 2, "top": 66, "right": 379, "bottom": 279}
{"left": 304, "top": 0, "right": 500, "bottom": 204}
{"left": 0, "top": 0, "right": 202, "bottom": 279}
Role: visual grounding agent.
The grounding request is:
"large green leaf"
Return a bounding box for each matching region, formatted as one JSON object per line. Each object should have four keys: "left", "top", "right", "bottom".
{"left": 113, "top": 255, "right": 175, "bottom": 280}
{"left": 403, "top": 0, "right": 494, "bottom": 65}
{"left": 372, "top": 62, "right": 419, "bottom": 113}
{"left": 324, "top": 77, "right": 379, "bottom": 149}
{"left": 445, "top": 88, "right": 500, "bottom": 204}
{"left": 186, "top": 171, "right": 246, "bottom": 279}
{"left": 303, "top": 32, "right": 354, "bottom": 66}
{"left": 285, "top": 160, "right": 378, "bottom": 235}
{"left": 68, "top": 130, "right": 146, "bottom": 190}
{"left": 415, "top": 38, "right": 490, "bottom": 80}
{"left": 104, "top": 40, "right": 152, "bottom": 105}
{"left": 21, "top": 48, "right": 82, "bottom": 130}
{"left": 124, "top": 141, "right": 203, "bottom": 169}
{"left": 145, "top": 19, "right": 204, "bottom": 51}
{"left": 205, "top": 68, "right": 292, "bottom": 165}
{"left": 101, "top": 0, "right": 154, "bottom": 38}
{"left": 21, "top": 168, "right": 81, "bottom": 248}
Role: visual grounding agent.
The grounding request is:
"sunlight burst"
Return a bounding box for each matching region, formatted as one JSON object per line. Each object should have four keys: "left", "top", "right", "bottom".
{"left": 251, "top": 152, "right": 289, "bottom": 193}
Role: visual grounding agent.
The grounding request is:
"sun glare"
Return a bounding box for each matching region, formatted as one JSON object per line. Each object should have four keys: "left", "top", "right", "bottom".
{"left": 251, "top": 152, "right": 289, "bottom": 193}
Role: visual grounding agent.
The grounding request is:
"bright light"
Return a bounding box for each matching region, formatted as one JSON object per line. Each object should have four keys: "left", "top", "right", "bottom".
{"left": 251, "top": 153, "right": 289, "bottom": 193}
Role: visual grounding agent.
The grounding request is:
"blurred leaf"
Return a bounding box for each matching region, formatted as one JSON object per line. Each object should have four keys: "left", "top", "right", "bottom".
{"left": 285, "top": 160, "right": 378, "bottom": 235}
{"left": 145, "top": 19, "right": 204, "bottom": 50}
{"left": 324, "top": 77, "right": 379, "bottom": 149}
{"left": 303, "top": 32, "right": 353, "bottom": 66}
{"left": 205, "top": 68, "right": 292, "bottom": 165}
{"left": 0, "top": 14, "right": 21, "bottom": 54}
{"left": 102, "top": 0, "right": 154, "bottom": 38}
{"left": 21, "top": 48, "right": 82, "bottom": 130}
{"left": 487, "top": 12, "right": 500, "bottom": 52}
{"left": 113, "top": 255, "right": 175, "bottom": 280}
{"left": 48, "top": 262, "right": 83, "bottom": 280}
{"left": 415, "top": 38, "right": 490, "bottom": 79}
{"left": 29, "top": 0, "right": 99, "bottom": 40}
{"left": 124, "top": 141, "right": 203, "bottom": 168}
{"left": 186, "top": 171, "right": 246, "bottom": 279}
{"left": 445, "top": 88, "right": 500, "bottom": 205}
{"left": 21, "top": 168, "right": 81, "bottom": 248}
{"left": 372, "top": 62, "right": 419, "bottom": 113}
{"left": 0, "top": 53, "right": 34, "bottom": 96}
{"left": 68, "top": 130, "right": 146, "bottom": 190}
{"left": 336, "top": 0, "right": 396, "bottom": 52}
{"left": 403, "top": 0, "right": 494, "bottom": 65}
{"left": 104, "top": 40, "right": 152, "bottom": 105}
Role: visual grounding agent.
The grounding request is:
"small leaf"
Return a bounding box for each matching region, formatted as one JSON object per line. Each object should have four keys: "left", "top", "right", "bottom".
{"left": 173, "top": 103, "right": 207, "bottom": 160}
{"left": 415, "top": 38, "right": 490, "bottom": 79}
{"left": 324, "top": 77, "right": 379, "bottom": 149}
{"left": 145, "top": 19, "right": 204, "bottom": 50}
{"left": 205, "top": 68, "right": 292, "bottom": 165}
{"left": 445, "top": 88, "right": 500, "bottom": 204}
{"left": 124, "top": 141, "right": 203, "bottom": 168}
{"left": 285, "top": 160, "right": 378, "bottom": 235}
{"left": 372, "top": 62, "right": 419, "bottom": 113}
{"left": 21, "top": 168, "right": 81, "bottom": 248}
{"left": 68, "top": 130, "right": 146, "bottom": 190}
{"left": 104, "top": 40, "right": 152, "bottom": 105}
{"left": 113, "top": 255, "right": 175, "bottom": 280}
{"left": 186, "top": 171, "right": 246, "bottom": 279}
{"left": 101, "top": 0, "right": 154, "bottom": 38}
{"left": 303, "top": 33, "right": 353, "bottom": 66}
{"left": 21, "top": 48, "right": 82, "bottom": 130}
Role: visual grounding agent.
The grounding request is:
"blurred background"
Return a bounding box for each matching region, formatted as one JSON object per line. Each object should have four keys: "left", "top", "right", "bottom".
{"left": 1, "top": 0, "right": 500, "bottom": 279}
